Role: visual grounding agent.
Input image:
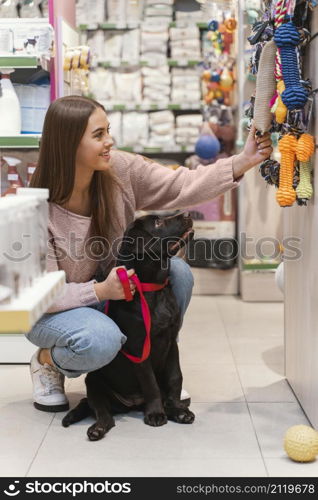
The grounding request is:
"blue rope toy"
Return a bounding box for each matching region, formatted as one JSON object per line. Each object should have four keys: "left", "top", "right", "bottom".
{"left": 274, "top": 21, "right": 308, "bottom": 110}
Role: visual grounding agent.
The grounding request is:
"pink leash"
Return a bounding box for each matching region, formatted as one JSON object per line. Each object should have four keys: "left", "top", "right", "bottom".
{"left": 104, "top": 267, "right": 168, "bottom": 363}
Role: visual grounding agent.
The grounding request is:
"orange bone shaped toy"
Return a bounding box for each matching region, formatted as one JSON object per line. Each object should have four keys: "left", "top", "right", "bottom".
{"left": 276, "top": 135, "right": 298, "bottom": 207}
{"left": 296, "top": 134, "right": 315, "bottom": 202}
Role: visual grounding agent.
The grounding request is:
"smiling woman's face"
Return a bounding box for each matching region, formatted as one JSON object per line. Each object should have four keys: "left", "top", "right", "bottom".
{"left": 75, "top": 107, "right": 114, "bottom": 172}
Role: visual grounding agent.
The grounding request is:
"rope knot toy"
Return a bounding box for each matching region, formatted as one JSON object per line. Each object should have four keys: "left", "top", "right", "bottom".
{"left": 274, "top": 22, "right": 308, "bottom": 110}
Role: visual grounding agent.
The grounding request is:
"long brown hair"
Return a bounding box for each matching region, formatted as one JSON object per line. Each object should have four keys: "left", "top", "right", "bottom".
{"left": 30, "top": 95, "right": 122, "bottom": 251}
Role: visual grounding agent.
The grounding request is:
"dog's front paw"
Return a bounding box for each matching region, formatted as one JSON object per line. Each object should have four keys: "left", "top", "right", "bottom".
{"left": 167, "top": 407, "right": 195, "bottom": 424}
{"left": 144, "top": 411, "right": 168, "bottom": 427}
{"left": 87, "top": 419, "right": 115, "bottom": 441}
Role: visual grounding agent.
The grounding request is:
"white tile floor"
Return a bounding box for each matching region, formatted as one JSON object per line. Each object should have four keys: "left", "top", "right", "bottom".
{"left": 1, "top": 295, "right": 317, "bottom": 477}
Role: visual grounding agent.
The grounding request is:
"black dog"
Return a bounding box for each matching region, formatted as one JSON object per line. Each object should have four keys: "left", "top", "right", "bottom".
{"left": 62, "top": 212, "right": 195, "bottom": 441}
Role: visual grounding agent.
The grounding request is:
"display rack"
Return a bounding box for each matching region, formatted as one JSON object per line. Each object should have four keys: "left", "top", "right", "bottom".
{"left": 102, "top": 102, "right": 201, "bottom": 111}
{"left": 0, "top": 270, "right": 65, "bottom": 333}
{"left": 0, "top": 135, "right": 41, "bottom": 149}
{"left": 79, "top": 22, "right": 209, "bottom": 31}
{"left": 98, "top": 59, "right": 200, "bottom": 68}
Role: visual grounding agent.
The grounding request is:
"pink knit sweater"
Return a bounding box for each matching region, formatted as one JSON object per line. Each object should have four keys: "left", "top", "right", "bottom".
{"left": 47, "top": 149, "right": 240, "bottom": 313}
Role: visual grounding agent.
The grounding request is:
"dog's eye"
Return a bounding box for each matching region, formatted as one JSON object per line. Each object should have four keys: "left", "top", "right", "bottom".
{"left": 154, "top": 218, "right": 164, "bottom": 228}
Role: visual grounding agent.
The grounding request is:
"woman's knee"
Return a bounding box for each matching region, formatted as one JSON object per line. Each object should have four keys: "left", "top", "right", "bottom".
{"left": 66, "top": 321, "right": 127, "bottom": 370}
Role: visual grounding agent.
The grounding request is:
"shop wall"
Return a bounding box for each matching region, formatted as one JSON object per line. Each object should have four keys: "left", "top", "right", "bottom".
{"left": 284, "top": 8, "right": 318, "bottom": 426}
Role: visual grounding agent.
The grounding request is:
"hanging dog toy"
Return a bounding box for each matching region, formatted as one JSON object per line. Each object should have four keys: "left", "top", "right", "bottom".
{"left": 274, "top": 21, "right": 309, "bottom": 110}
{"left": 276, "top": 134, "right": 298, "bottom": 207}
{"left": 253, "top": 39, "right": 277, "bottom": 134}
{"left": 295, "top": 133, "right": 315, "bottom": 204}
{"left": 271, "top": 0, "right": 288, "bottom": 123}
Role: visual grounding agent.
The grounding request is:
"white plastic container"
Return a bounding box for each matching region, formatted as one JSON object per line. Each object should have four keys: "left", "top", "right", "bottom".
{"left": 0, "top": 69, "right": 21, "bottom": 135}
{"left": 16, "top": 187, "right": 49, "bottom": 275}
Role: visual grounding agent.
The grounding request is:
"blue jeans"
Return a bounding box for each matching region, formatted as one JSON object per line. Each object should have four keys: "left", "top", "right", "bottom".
{"left": 25, "top": 257, "right": 194, "bottom": 378}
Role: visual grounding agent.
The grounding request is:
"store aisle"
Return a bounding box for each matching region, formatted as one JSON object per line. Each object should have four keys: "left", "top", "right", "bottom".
{"left": 0, "top": 296, "right": 317, "bottom": 478}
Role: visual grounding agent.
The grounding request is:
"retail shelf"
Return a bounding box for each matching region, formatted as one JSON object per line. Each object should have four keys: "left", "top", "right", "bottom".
{"left": 98, "top": 59, "right": 200, "bottom": 68}
{"left": 102, "top": 102, "right": 202, "bottom": 111}
{"left": 79, "top": 22, "right": 208, "bottom": 31}
{"left": 242, "top": 262, "right": 279, "bottom": 271}
{"left": 0, "top": 271, "right": 66, "bottom": 333}
{"left": 0, "top": 134, "right": 41, "bottom": 148}
{"left": 0, "top": 55, "right": 38, "bottom": 69}
{"left": 118, "top": 145, "right": 194, "bottom": 154}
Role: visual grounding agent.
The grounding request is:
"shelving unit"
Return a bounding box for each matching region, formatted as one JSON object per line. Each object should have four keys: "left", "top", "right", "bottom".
{"left": 78, "top": 22, "right": 209, "bottom": 31}
{"left": 0, "top": 271, "right": 65, "bottom": 334}
{"left": 0, "top": 135, "right": 41, "bottom": 149}
{"left": 102, "top": 102, "right": 201, "bottom": 111}
{"left": 118, "top": 145, "right": 194, "bottom": 154}
{"left": 0, "top": 56, "right": 38, "bottom": 69}
{"left": 98, "top": 59, "right": 201, "bottom": 68}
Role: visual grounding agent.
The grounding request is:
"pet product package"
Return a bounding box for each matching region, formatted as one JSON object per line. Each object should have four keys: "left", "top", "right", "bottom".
{"left": 76, "top": 0, "right": 105, "bottom": 25}
{"left": 88, "top": 68, "right": 115, "bottom": 101}
{"left": 114, "top": 69, "right": 142, "bottom": 102}
{"left": 122, "top": 112, "right": 149, "bottom": 147}
{"left": 105, "top": 0, "right": 126, "bottom": 25}
{"left": 121, "top": 29, "right": 140, "bottom": 62}
{"left": 104, "top": 30, "right": 123, "bottom": 61}
{"left": 107, "top": 111, "right": 122, "bottom": 145}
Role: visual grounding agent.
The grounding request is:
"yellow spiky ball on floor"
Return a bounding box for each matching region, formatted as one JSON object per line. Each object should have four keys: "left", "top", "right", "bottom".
{"left": 284, "top": 425, "right": 318, "bottom": 462}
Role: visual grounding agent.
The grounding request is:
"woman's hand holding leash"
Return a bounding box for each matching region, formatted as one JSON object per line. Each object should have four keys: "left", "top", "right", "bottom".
{"left": 94, "top": 266, "right": 136, "bottom": 301}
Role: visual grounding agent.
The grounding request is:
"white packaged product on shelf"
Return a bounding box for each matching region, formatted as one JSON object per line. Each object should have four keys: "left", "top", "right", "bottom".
{"left": 86, "top": 31, "right": 105, "bottom": 62}
{"left": 176, "top": 114, "right": 203, "bottom": 128}
{"left": 145, "top": 0, "right": 173, "bottom": 4}
{"left": 0, "top": 69, "right": 21, "bottom": 135}
{"left": 143, "top": 75, "right": 170, "bottom": 86}
{"left": 172, "top": 67, "right": 199, "bottom": 77}
{"left": 114, "top": 69, "right": 142, "bottom": 102}
{"left": 76, "top": 0, "right": 105, "bottom": 25}
{"left": 104, "top": 30, "right": 123, "bottom": 61}
{"left": 19, "top": 0, "right": 41, "bottom": 17}
{"left": 107, "top": 111, "right": 122, "bottom": 145}
{"left": 170, "top": 39, "right": 201, "bottom": 51}
{"left": 0, "top": 0, "right": 18, "bottom": 17}
{"left": 106, "top": 0, "right": 126, "bottom": 25}
{"left": 12, "top": 21, "right": 53, "bottom": 56}
{"left": 144, "top": 5, "right": 173, "bottom": 17}
{"left": 16, "top": 187, "right": 49, "bottom": 276}
{"left": 121, "top": 29, "right": 140, "bottom": 62}
{"left": 141, "top": 65, "right": 169, "bottom": 77}
{"left": 122, "top": 112, "right": 148, "bottom": 147}
{"left": 0, "top": 205, "right": 14, "bottom": 303}
{"left": 175, "top": 126, "right": 201, "bottom": 138}
{"left": 14, "top": 83, "right": 50, "bottom": 134}
{"left": 149, "top": 110, "right": 174, "bottom": 125}
{"left": 175, "top": 10, "right": 204, "bottom": 22}
{"left": 150, "top": 122, "right": 174, "bottom": 135}
{"left": 126, "top": 0, "right": 144, "bottom": 23}
{"left": 171, "top": 89, "right": 201, "bottom": 103}
{"left": 0, "top": 28, "right": 14, "bottom": 55}
{"left": 169, "top": 26, "right": 200, "bottom": 41}
{"left": 0, "top": 196, "right": 38, "bottom": 296}
{"left": 89, "top": 68, "right": 115, "bottom": 101}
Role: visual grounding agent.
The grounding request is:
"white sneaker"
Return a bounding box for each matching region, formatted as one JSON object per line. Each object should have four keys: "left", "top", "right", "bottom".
{"left": 181, "top": 388, "right": 191, "bottom": 402}
{"left": 30, "top": 349, "right": 69, "bottom": 412}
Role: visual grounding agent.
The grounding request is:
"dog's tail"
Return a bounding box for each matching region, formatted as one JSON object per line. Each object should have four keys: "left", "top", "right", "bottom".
{"left": 62, "top": 398, "right": 91, "bottom": 427}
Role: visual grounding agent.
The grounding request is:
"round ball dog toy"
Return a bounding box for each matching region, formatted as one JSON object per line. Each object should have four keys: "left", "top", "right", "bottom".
{"left": 195, "top": 134, "right": 220, "bottom": 160}
{"left": 284, "top": 425, "right": 318, "bottom": 462}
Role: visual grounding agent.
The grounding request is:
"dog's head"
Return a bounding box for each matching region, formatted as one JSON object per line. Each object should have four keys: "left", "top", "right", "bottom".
{"left": 117, "top": 212, "right": 194, "bottom": 277}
